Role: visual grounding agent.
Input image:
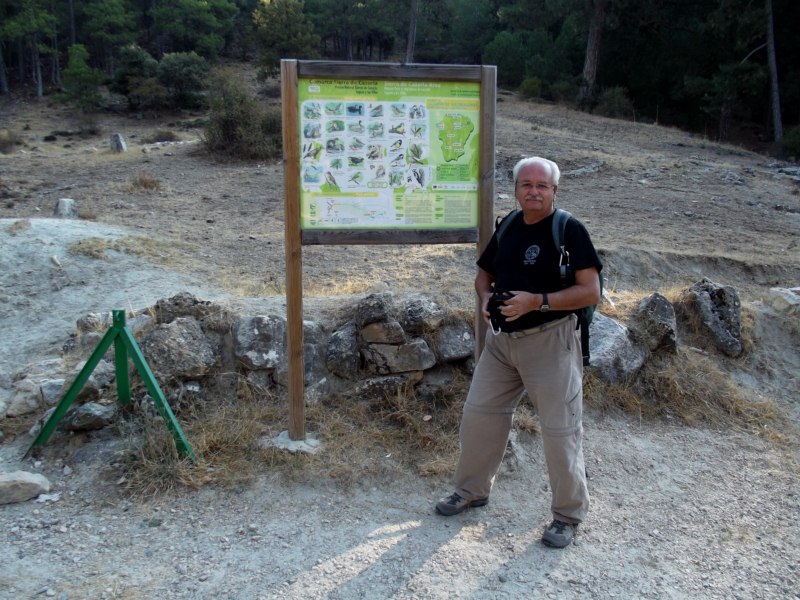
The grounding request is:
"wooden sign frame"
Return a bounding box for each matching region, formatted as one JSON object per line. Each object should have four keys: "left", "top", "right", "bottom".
{"left": 281, "top": 59, "right": 496, "bottom": 440}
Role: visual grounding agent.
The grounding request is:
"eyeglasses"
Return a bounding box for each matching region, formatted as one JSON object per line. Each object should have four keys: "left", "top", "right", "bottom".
{"left": 517, "top": 182, "right": 555, "bottom": 192}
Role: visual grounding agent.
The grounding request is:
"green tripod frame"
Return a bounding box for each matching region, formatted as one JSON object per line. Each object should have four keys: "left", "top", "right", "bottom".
{"left": 27, "top": 310, "right": 196, "bottom": 461}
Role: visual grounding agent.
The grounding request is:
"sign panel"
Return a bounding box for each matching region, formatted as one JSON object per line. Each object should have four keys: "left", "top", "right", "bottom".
{"left": 297, "top": 78, "right": 480, "bottom": 230}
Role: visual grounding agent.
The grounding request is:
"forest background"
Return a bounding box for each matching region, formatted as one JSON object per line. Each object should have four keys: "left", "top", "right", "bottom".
{"left": 1, "top": 0, "right": 800, "bottom": 156}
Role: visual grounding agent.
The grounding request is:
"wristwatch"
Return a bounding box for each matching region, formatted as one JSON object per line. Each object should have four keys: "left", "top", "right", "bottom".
{"left": 540, "top": 292, "right": 550, "bottom": 312}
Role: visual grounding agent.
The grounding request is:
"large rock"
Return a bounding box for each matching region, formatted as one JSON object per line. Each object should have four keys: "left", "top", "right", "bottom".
{"left": 433, "top": 319, "right": 474, "bottom": 362}
{"left": 359, "top": 320, "right": 406, "bottom": 344}
{"left": 630, "top": 292, "right": 678, "bottom": 353}
{"left": 398, "top": 293, "right": 446, "bottom": 334}
{"left": 0, "top": 471, "right": 51, "bottom": 505}
{"left": 352, "top": 292, "right": 395, "bottom": 328}
{"left": 361, "top": 338, "right": 436, "bottom": 375}
{"left": 274, "top": 320, "right": 328, "bottom": 386}
{"left": 346, "top": 371, "right": 423, "bottom": 400}
{"left": 63, "top": 402, "right": 118, "bottom": 431}
{"left": 326, "top": 323, "right": 360, "bottom": 379}
{"left": 678, "top": 278, "right": 742, "bottom": 357}
{"left": 766, "top": 287, "right": 800, "bottom": 315}
{"left": 53, "top": 198, "right": 78, "bottom": 218}
{"left": 233, "top": 315, "right": 286, "bottom": 370}
{"left": 110, "top": 133, "right": 127, "bottom": 152}
{"left": 588, "top": 313, "right": 648, "bottom": 383}
{"left": 141, "top": 317, "right": 220, "bottom": 379}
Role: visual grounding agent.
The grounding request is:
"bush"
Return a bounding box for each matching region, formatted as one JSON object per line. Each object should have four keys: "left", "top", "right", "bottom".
{"left": 157, "top": 52, "right": 209, "bottom": 109}
{"left": 595, "top": 87, "right": 634, "bottom": 119}
{"left": 204, "top": 69, "right": 282, "bottom": 160}
{"left": 518, "top": 77, "right": 542, "bottom": 100}
{"left": 544, "top": 79, "right": 577, "bottom": 103}
{"left": 129, "top": 171, "right": 161, "bottom": 191}
{"left": 0, "top": 129, "right": 22, "bottom": 154}
{"left": 127, "top": 76, "right": 170, "bottom": 110}
{"left": 111, "top": 45, "right": 159, "bottom": 101}
{"left": 778, "top": 127, "right": 800, "bottom": 159}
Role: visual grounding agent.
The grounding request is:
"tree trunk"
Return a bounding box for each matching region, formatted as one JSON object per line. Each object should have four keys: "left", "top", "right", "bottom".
{"left": 718, "top": 103, "right": 731, "bottom": 142}
{"left": 68, "top": 0, "right": 76, "bottom": 46}
{"left": 405, "top": 0, "right": 419, "bottom": 64}
{"left": 0, "top": 44, "right": 9, "bottom": 95}
{"left": 765, "top": 0, "right": 783, "bottom": 141}
{"left": 578, "top": 0, "right": 607, "bottom": 108}
{"left": 32, "top": 35, "right": 43, "bottom": 97}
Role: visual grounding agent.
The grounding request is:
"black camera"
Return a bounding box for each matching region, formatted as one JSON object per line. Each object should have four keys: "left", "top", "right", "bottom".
{"left": 488, "top": 290, "right": 515, "bottom": 331}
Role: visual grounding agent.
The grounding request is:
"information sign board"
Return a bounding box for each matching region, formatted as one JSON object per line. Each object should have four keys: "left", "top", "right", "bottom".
{"left": 297, "top": 78, "right": 480, "bottom": 230}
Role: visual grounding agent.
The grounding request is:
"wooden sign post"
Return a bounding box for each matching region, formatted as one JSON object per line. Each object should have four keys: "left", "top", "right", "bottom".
{"left": 281, "top": 60, "right": 496, "bottom": 440}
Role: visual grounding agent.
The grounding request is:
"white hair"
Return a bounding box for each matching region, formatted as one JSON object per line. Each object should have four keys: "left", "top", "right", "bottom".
{"left": 512, "top": 157, "right": 560, "bottom": 186}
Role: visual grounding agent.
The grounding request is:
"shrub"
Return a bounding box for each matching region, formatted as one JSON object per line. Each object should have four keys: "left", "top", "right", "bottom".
{"left": 127, "top": 76, "right": 170, "bottom": 110}
{"left": 129, "top": 171, "right": 161, "bottom": 191}
{"left": 204, "top": 69, "right": 282, "bottom": 160}
{"left": 595, "top": 86, "right": 634, "bottom": 119}
{"left": 111, "top": 45, "right": 159, "bottom": 102}
{"left": 544, "top": 79, "right": 577, "bottom": 104}
{"left": 518, "top": 77, "right": 542, "bottom": 100}
{"left": 157, "top": 52, "right": 209, "bottom": 109}
{"left": 778, "top": 126, "right": 800, "bottom": 159}
{"left": 0, "top": 129, "right": 22, "bottom": 154}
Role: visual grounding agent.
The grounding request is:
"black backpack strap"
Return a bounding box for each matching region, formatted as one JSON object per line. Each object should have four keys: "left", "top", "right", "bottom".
{"left": 578, "top": 311, "right": 591, "bottom": 366}
{"left": 495, "top": 208, "right": 521, "bottom": 245}
{"left": 551, "top": 208, "right": 573, "bottom": 288}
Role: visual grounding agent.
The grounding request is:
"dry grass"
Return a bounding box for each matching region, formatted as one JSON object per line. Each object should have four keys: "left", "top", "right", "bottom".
{"left": 584, "top": 349, "right": 788, "bottom": 441}
{"left": 5, "top": 218, "right": 32, "bottom": 234}
{"left": 118, "top": 371, "right": 469, "bottom": 496}
{"left": 0, "top": 129, "right": 22, "bottom": 154}
{"left": 67, "top": 235, "right": 190, "bottom": 263}
{"left": 128, "top": 171, "right": 161, "bottom": 192}
{"left": 114, "top": 287, "right": 793, "bottom": 497}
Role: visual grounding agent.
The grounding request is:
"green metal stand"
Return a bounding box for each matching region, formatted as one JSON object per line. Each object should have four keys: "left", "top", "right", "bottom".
{"left": 27, "top": 310, "right": 196, "bottom": 461}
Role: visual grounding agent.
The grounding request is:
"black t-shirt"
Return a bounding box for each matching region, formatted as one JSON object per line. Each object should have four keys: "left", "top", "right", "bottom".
{"left": 477, "top": 210, "right": 603, "bottom": 331}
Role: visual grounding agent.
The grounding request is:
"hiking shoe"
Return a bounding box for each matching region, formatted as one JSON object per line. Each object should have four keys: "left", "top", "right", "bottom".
{"left": 435, "top": 492, "right": 489, "bottom": 516}
{"left": 541, "top": 519, "right": 576, "bottom": 548}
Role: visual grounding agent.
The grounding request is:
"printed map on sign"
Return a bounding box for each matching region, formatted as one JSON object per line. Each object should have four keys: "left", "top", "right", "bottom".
{"left": 298, "top": 78, "right": 480, "bottom": 229}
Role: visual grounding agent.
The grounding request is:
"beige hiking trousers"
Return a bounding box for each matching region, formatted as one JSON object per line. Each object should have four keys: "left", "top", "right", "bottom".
{"left": 453, "top": 314, "right": 589, "bottom": 523}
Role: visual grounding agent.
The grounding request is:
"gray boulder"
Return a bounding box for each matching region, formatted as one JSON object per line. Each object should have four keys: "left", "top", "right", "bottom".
{"left": 53, "top": 198, "right": 78, "bottom": 218}
{"left": 110, "top": 133, "right": 127, "bottom": 152}
{"left": 232, "top": 315, "right": 286, "bottom": 370}
{"left": 0, "top": 471, "right": 51, "bottom": 505}
{"left": 353, "top": 292, "right": 394, "bottom": 328}
{"left": 678, "top": 278, "right": 742, "bottom": 357}
{"left": 398, "top": 293, "right": 446, "bottom": 334}
{"left": 326, "top": 323, "right": 360, "bottom": 379}
{"left": 141, "top": 317, "right": 220, "bottom": 380}
{"left": 360, "top": 320, "right": 406, "bottom": 344}
{"left": 630, "top": 293, "right": 678, "bottom": 353}
{"left": 433, "top": 319, "right": 474, "bottom": 362}
{"left": 63, "top": 402, "right": 118, "bottom": 431}
{"left": 362, "top": 338, "right": 436, "bottom": 375}
{"left": 588, "top": 313, "right": 648, "bottom": 383}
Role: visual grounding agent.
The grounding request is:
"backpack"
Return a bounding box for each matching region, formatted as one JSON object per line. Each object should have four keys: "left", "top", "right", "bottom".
{"left": 495, "top": 208, "right": 602, "bottom": 366}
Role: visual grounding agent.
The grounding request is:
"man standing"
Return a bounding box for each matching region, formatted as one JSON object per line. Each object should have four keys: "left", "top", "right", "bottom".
{"left": 435, "top": 156, "right": 602, "bottom": 548}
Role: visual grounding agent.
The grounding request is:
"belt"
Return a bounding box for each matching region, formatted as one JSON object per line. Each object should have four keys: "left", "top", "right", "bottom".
{"left": 506, "top": 315, "right": 572, "bottom": 338}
